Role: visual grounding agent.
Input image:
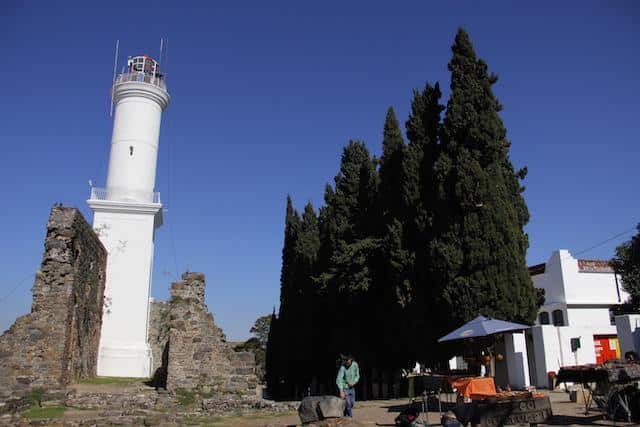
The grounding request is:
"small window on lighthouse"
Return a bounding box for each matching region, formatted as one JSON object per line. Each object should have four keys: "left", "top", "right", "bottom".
{"left": 129, "top": 146, "right": 134, "bottom": 156}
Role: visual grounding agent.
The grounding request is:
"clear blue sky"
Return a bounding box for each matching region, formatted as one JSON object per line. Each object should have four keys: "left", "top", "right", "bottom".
{"left": 1, "top": 1, "right": 638, "bottom": 340}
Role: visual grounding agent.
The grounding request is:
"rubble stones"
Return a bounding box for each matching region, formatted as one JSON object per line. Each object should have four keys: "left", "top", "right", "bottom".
{"left": 147, "top": 300, "right": 170, "bottom": 386}
{"left": 201, "top": 395, "right": 297, "bottom": 415}
{"left": 164, "top": 273, "right": 258, "bottom": 395}
{"left": 0, "top": 206, "right": 107, "bottom": 397}
{"left": 0, "top": 385, "right": 296, "bottom": 425}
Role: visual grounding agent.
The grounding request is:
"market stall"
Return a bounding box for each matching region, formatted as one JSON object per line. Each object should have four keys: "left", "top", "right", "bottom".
{"left": 453, "top": 390, "right": 552, "bottom": 426}
{"left": 436, "top": 316, "right": 552, "bottom": 426}
{"left": 556, "top": 360, "right": 640, "bottom": 421}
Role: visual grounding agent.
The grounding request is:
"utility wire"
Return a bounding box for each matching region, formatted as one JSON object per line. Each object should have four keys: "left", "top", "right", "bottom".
{"left": 163, "top": 38, "right": 180, "bottom": 282}
{"left": 571, "top": 226, "right": 637, "bottom": 258}
{"left": 0, "top": 273, "right": 33, "bottom": 305}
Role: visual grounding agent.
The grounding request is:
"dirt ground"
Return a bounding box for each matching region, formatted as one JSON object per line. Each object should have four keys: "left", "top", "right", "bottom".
{"left": 20, "top": 387, "right": 640, "bottom": 426}
{"left": 213, "top": 391, "right": 639, "bottom": 426}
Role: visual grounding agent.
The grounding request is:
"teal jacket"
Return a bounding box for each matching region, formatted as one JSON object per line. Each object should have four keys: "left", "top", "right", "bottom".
{"left": 336, "top": 361, "right": 360, "bottom": 391}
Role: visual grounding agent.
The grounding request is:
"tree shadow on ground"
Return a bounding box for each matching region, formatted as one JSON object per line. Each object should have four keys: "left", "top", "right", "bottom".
{"left": 543, "top": 414, "right": 610, "bottom": 425}
{"left": 381, "top": 398, "right": 456, "bottom": 413}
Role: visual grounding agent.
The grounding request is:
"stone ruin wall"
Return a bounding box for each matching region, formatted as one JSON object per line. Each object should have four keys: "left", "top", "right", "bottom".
{"left": 0, "top": 206, "right": 107, "bottom": 397}
{"left": 158, "top": 272, "right": 258, "bottom": 395}
{"left": 148, "top": 299, "right": 170, "bottom": 386}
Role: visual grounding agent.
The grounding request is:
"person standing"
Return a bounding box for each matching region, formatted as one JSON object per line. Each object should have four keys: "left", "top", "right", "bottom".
{"left": 336, "top": 354, "right": 360, "bottom": 417}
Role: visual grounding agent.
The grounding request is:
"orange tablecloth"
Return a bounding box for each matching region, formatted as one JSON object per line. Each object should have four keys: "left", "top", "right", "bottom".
{"left": 449, "top": 376, "right": 497, "bottom": 399}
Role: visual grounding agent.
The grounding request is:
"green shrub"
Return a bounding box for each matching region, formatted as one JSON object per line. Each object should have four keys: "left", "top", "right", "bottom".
{"left": 175, "top": 388, "right": 197, "bottom": 407}
{"left": 24, "top": 387, "right": 46, "bottom": 408}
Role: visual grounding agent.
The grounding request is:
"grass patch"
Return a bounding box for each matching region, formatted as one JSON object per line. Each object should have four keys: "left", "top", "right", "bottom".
{"left": 246, "top": 411, "right": 296, "bottom": 420}
{"left": 175, "top": 388, "right": 198, "bottom": 407}
{"left": 183, "top": 415, "right": 224, "bottom": 425}
{"left": 79, "top": 376, "right": 143, "bottom": 385}
{"left": 22, "top": 405, "right": 66, "bottom": 419}
{"left": 24, "top": 387, "right": 46, "bottom": 407}
{"left": 182, "top": 412, "right": 296, "bottom": 426}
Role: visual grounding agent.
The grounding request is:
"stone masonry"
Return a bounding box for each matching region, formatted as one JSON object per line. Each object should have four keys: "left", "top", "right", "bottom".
{"left": 0, "top": 206, "right": 107, "bottom": 397}
{"left": 148, "top": 299, "right": 170, "bottom": 385}
{"left": 164, "top": 272, "right": 258, "bottom": 394}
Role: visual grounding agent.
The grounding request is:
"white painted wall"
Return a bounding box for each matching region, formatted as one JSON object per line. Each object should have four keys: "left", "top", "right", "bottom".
{"left": 106, "top": 82, "right": 169, "bottom": 203}
{"left": 532, "top": 251, "right": 566, "bottom": 305}
{"left": 567, "top": 308, "right": 613, "bottom": 328}
{"left": 529, "top": 325, "right": 601, "bottom": 387}
{"left": 504, "top": 332, "right": 530, "bottom": 389}
{"left": 91, "top": 205, "right": 160, "bottom": 377}
{"left": 88, "top": 75, "right": 169, "bottom": 378}
{"left": 533, "top": 250, "right": 626, "bottom": 317}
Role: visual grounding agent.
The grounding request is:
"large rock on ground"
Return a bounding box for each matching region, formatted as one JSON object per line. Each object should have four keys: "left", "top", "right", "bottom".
{"left": 298, "top": 396, "right": 345, "bottom": 424}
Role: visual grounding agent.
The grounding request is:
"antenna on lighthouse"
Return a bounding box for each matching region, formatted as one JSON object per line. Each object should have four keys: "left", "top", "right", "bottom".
{"left": 161, "top": 38, "right": 169, "bottom": 78}
{"left": 110, "top": 40, "right": 120, "bottom": 117}
{"left": 159, "top": 38, "right": 164, "bottom": 69}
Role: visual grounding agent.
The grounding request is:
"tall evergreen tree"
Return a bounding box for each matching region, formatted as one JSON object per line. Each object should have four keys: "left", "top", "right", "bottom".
{"left": 375, "top": 108, "right": 412, "bottom": 368}
{"left": 612, "top": 224, "right": 640, "bottom": 304}
{"left": 379, "top": 107, "right": 406, "bottom": 224}
{"left": 267, "top": 29, "right": 542, "bottom": 397}
{"left": 401, "top": 84, "right": 444, "bottom": 365}
{"left": 431, "top": 29, "right": 538, "bottom": 332}
{"left": 269, "top": 196, "right": 303, "bottom": 397}
{"left": 297, "top": 202, "right": 321, "bottom": 389}
{"left": 317, "top": 141, "right": 380, "bottom": 371}
{"left": 404, "top": 83, "right": 443, "bottom": 226}
{"left": 265, "top": 309, "right": 279, "bottom": 394}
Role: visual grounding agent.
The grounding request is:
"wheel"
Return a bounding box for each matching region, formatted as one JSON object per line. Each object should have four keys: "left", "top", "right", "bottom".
{"left": 607, "top": 386, "right": 633, "bottom": 422}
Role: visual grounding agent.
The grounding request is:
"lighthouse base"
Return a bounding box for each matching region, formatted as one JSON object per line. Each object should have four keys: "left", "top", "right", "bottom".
{"left": 97, "top": 342, "right": 153, "bottom": 378}
{"left": 88, "top": 197, "right": 162, "bottom": 379}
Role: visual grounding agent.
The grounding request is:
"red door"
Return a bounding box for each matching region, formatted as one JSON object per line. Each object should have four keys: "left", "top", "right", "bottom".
{"left": 594, "top": 335, "right": 620, "bottom": 364}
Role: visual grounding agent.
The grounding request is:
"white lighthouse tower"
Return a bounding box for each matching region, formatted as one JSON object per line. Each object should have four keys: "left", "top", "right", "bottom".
{"left": 88, "top": 54, "right": 170, "bottom": 377}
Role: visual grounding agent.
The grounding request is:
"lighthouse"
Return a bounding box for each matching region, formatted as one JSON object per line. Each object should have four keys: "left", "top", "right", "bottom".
{"left": 88, "top": 55, "right": 170, "bottom": 377}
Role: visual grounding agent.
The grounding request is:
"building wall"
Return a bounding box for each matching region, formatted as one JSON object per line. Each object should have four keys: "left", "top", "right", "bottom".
{"left": 0, "top": 206, "right": 107, "bottom": 397}
{"left": 533, "top": 250, "right": 625, "bottom": 316}
{"left": 527, "top": 250, "right": 627, "bottom": 387}
{"left": 528, "top": 325, "right": 600, "bottom": 387}
{"left": 616, "top": 315, "right": 640, "bottom": 357}
{"left": 92, "top": 208, "right": 158, "bottom": 377}
{"left": 567, "top": 307, "right": 613, "bottom": 328}
{"left": 532, "top": 251, "right": 566, "bottom": 305}
{"left": 504, "top": 332, "right": 530, "bottom": 389}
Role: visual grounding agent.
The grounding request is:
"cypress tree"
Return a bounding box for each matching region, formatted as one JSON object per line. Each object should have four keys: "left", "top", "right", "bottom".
{"left": 375, "top": 108, "right": 411, "bottom": 368}
{"left": 265, "top": 309, "right": 280, "bottom": 395}
{"left": 398, "top": 84, "right": 444, "bottom": 365}
{"left": 378, "top": 107, "right": 406, "bottom": 224}
{"left": 297, "top": 202, "right": 321, "bottom": 389}
{"left": 317, "top": 141, "right": 380, "bottom": 371}
{"left": 431, "top": 29, "right": 538, "bottom": 331}
{"left": 273, "top": 196, "right": 303, "bottom": 396}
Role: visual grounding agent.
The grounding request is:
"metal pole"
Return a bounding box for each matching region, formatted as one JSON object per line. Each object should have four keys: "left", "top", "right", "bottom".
{"left": 110, "top": 40, "right": 119, "bottom": 117}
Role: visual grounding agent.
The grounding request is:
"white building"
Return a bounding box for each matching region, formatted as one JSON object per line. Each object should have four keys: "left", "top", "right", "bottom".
{"left": 87, "top": 55, "right": 170, "bottom": 377}
{"left": 525, "top": 249, "right": 627, "bottom": 387}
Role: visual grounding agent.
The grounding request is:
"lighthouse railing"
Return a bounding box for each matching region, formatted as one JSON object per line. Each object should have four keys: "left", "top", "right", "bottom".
{"left": 89, "top": 187, "right": 161, "bottom": 204}
{"left": 114, "top": 72, "right": 166, "bottom": 90}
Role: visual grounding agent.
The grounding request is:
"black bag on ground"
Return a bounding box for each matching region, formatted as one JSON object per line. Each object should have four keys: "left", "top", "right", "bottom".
{"left": 394, "top": 402, "right": 421, "bottom": 426}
